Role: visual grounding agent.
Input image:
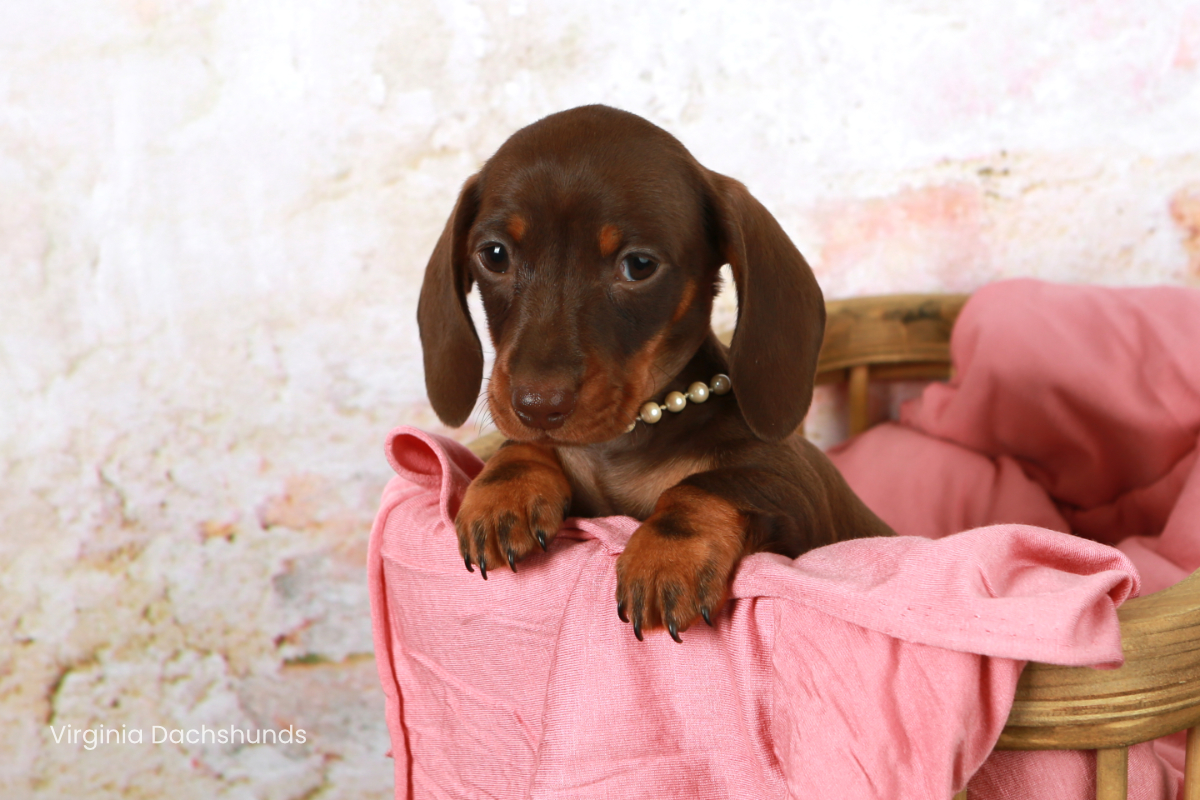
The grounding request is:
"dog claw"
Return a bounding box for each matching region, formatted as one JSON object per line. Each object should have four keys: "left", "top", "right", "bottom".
{"left": 479, "top": 555, "right": 488, "bottom": 580}
{"left": 536, "top": 530, "right": 547, "bottom": 551}
{"left": 507, "top": 550, "right": 516, "bottom": 572}
{"left": 701, "top": 607, "right": 712, "bottom": 627}
{"left": 667, "top": 621, "right": 682, "bottom": 644}
{"left": 464, "top": 554, "right": 474, "bottom": 573}
{"left": 633, "top": 619, "right": 643, "bottom": 642}
{"left": 617, "top": 601, "right": 628, "bottom": 623}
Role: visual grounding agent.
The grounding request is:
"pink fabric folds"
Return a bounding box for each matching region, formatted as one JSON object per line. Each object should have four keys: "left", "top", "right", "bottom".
{"left": 828, "top": 278, "right": 1200, "bottom": 595}
{"left": 370, "top": 425, "right": 1137, "bottom": 800}
{"left": 829, "top": 278, "right": 1200, "bottom": 799}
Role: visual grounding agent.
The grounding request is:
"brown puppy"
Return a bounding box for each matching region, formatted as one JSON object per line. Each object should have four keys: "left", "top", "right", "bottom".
{"left": 418, "top": 105, "right": 893, "bottom": 642}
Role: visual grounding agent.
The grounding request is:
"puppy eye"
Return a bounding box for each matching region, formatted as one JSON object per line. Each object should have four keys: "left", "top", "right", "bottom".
{"left": 620, "top": 254, "right": 658, "bottom": 282}
{"left": 479, "top": 243, "right": 509, "bottom": 273}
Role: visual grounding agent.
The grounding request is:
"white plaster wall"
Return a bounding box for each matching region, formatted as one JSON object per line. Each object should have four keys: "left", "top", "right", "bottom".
{"left": 2, "top": 1, "right": 1198, "bottom": 796}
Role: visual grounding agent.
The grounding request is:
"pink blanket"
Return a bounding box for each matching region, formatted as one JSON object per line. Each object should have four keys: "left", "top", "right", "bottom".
{"left": 829, "top": 279, "right": 1200, "bottom": 798}
{"left": 370, "top": 430, "right": 1140, "bottom": 798}
{"left": 370, "top": 280, "right": 1200, "bottom": 799}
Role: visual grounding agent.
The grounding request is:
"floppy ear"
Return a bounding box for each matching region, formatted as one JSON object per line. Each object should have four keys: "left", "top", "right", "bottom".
{"left": 706, "top": 172, "right": 825, "bottom": 441}
{"left": 417, "top": 174, "right": 484, "bottom": 428}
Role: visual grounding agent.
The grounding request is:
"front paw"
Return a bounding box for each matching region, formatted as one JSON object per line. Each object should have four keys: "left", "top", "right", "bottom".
{"left": 614, "top": 487, "right": 747, "bottom": 642}
{"left": 455, "top": 444, "right": 571, "bottom": 578}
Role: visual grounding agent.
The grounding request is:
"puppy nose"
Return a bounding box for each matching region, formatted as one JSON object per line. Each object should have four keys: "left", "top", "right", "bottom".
{"left": 511, "top": 385, "right": 576, "bottom": 430}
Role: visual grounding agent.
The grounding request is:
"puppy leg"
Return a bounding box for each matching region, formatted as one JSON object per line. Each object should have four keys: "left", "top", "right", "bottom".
{"left": 456, "top": 443, "right": 572, "bottom": 577}
{"left": 615, "top": 479, "right": 754, "bottom": 643}
{"left": 615, "top": 456, "right": 849, "bottom": 642}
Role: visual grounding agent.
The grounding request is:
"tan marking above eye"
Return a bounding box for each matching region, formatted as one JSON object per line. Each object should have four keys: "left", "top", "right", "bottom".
{"left": 598, "top": 224, "right": 622, "bottom": 257}
{"left": 507, "top": 215, "right": 528, "bottom": 242}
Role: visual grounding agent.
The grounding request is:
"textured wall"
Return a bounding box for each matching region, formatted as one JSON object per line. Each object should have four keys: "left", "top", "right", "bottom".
{"left": 2, "top": 1, "right": 1199, "bottom": 796}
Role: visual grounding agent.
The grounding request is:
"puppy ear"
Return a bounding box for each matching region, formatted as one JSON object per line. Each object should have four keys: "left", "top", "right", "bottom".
{"left": 706, "top": 172, "right": 825, "bottom": 441}
{"left": 417, "top": 174, "right": 484, "bottom": 428}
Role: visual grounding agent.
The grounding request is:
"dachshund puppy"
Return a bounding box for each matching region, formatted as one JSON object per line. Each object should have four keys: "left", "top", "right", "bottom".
{"left": 418, "top": 105, "right": 893, "bottom": 642}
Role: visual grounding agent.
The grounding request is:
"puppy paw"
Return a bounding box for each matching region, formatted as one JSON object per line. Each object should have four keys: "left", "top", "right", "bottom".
{"left": 455, "top": 444, "right": 571, "bottom": 578}
{"left": 614, "top": 487, "right": 747, "bottom": 642}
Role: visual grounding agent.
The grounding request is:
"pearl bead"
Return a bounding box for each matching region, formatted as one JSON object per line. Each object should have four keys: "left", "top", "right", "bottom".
{"left": 639, "top": 401, "right": 663, "bottom": 424}
{"left": 627, "top": 375, "right": 732, "bottom": 429}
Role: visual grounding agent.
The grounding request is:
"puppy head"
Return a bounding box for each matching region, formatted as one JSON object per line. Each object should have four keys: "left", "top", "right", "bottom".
{"left": 417, "top": 105, "right": 824, "bottom": 443}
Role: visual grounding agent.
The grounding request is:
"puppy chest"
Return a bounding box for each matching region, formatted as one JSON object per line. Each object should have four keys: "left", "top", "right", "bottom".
{"left": 557, "top": 449, "right": 709, "bottom": 521}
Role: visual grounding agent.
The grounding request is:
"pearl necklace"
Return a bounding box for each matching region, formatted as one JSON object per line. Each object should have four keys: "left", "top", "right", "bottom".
{"left": 625, "top": 373, "right": 732, "bottom": 432}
